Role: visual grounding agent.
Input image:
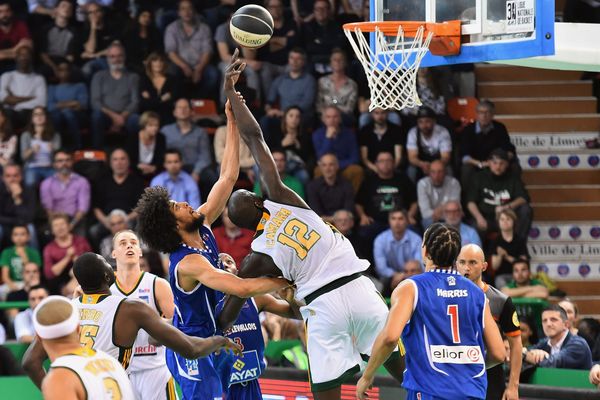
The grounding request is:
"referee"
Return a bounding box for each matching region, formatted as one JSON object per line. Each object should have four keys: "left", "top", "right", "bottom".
{"left": 457, "top": 244, "right": 522, "bottom": 400}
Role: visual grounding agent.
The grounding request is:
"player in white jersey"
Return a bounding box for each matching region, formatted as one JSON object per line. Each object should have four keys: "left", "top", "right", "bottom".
{"left": 221, "top": 54, "right": 404, "bottom": 400}
{"left": 33, "top": 295, "right": 136, "bottom": 400}
{"left": 110, "top": 229, "right": 179, "bottom": 400}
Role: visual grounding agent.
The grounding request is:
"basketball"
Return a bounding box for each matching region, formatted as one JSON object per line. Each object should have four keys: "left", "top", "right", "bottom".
{"left": 229, "top": 5, "right": 274, "bottom": 49}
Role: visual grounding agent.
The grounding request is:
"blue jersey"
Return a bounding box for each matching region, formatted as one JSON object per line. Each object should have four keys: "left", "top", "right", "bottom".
{"left": 401, "top": 269, "right": 487, "bottom": 400}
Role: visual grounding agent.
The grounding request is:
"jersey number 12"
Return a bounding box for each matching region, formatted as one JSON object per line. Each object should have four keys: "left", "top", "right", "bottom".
{"left": 277, "top": 219, "right": 321, "bottom": 260}
{"left": 447, "top": 304, "right": 461, "bottom": 344}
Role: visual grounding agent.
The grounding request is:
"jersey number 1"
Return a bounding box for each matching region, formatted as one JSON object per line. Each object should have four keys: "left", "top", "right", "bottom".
{"left": 277, "top": 219, "right": 321, "bottom": 260}
{"left": 447, "top": 304, "right": 461, "bottom": 344}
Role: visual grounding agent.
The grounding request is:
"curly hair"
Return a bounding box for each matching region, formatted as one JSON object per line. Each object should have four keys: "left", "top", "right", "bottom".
{"left": 135, "top": 186, "right": 181, "bottom": 253}
{"left": 423, "top": 222, "right": 461, "bottom": 268}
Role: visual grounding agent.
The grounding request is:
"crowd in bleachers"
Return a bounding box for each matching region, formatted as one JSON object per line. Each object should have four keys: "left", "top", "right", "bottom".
{"left": 0, "top": 0, "right": 598, "bottom": 384}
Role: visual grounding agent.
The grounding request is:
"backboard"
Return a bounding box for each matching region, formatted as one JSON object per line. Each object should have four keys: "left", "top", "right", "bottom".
{"left": 370, "top": 0, "right": 555, "bottom": 66}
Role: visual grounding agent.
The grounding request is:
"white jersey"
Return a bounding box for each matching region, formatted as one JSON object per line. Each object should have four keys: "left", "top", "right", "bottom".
{"left": 50, "top": 348, "right": 136, "bottom": 400}
{"left": 72, "top": 294, "right": 134, "bottom": 371}
{"left": 252, "top": 200, "right": 369, "bottom": 300}
{"left": 110, "top": 272, "right": 167, "bottom": 373}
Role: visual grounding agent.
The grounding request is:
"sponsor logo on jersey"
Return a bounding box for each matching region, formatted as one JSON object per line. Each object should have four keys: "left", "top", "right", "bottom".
{"left": 436, "top": 288, "right": 468, "bottom": 298}
{"left": 447, "top": 276, "right": 456, "bottom": 286}
{"left": 185, "top": 359, "right": 199, "bottom": 376}
{"left": 512, "top": 311, "right": 520, "bottom": 327}
{"left": 138, "top": 288, "right": 150, "bottom": 294}
{"left": 430, "top": 345, "right": 483, "bottom": 364}
{"left": 139, "top": 295, "right": 150, "bottom": 304}
{"left": 134, "top": 344, "right": 157, "bottom": 355}
{"left": 233, "top": 359, "right": 245, "bottom": 371}
{"left": 223, "top": 322, "right": 258, "bottom": 335}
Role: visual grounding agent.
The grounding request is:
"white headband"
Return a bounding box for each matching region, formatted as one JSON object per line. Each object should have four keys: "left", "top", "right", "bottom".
{"left": 33, "top": 296, "right": 79, "bottom": 339}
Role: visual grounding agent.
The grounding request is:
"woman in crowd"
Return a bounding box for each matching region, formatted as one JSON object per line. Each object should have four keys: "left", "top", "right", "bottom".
{"left": 140, "top": 52, "right": 181, "bottom": 124}
{"left": 20, "top": 107, "right": 61, "bottom": 187}
{"left": 490, "top": 209, "right": 529, "bottom": 288}
{"left": 559, "top": 298, "right": 580, "bottom": 335}
{"left": 123, "top": 8, "right": 163, "bottom": 75}
{"left": 316, "top": 48, "right": 357, "bottom": 126}
{"left": 126, "top": 111, "right": 166, "bottom": 180}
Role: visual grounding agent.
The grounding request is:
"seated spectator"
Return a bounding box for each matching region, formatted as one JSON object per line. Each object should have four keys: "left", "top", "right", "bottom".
{"left": 161, "top": 98, "right": 212, "bottom": 183}
{"left": 151, "top": 148, "right": 200, "bottom": 208}
{"left": 255, "top": 149, "right": 305, "bottom": 200}
{"left": 359, "top": 108, "right": 403, "bottom": 173}
{"left": 40, "top": 149, "right": 90, "bottom": 233}
{"left": 98, "top": 208, "right": 127, "bottom": 268}
{"left": 79, "top": 3, "right": 121, "bottom": 79}
{"left": 123, "top": 8, "right": 163, "bottom": 75}
{"left": 316, "top": 48, "right": 357, "bottom": 123}
{"left": 213, "top": 206, "right": 253, "bottom": 267}
{"left": 47, "top": 61, "right": 88, "bottom": 150}
{"left": 213, "top": 121, "right": 255, "bottom": 184}
{"left": 90, "top": 41, "right": 140, "bottom": 149}
{"left": 0, "top": 1, "right": 32, "bottom": 73}
{"left": 461, "top": 100, "right": 517, "bottom": 185}
{"left": 442, "top": 200, "right": 482, "bottom": 247}
{"left": 38, "top": 0, "right": 78, "bottom": 80}
{"left": 0, "top": 46, "right": 46, "bottom": 129}
{"left": 579, "top": 318, "right": 600, "bottom": 362}
{"left": 164, "top": 0, "right": 218, "bottom": 98}
{"left": 19, "top": 106, "right": 61, "bottom": 187}
{"left": 276, "top": 106, "right": 312, "bottom": 184}
{"left": 467, "top": 148, "right": 532, "bottom": 239}
{"left": 490, "top": 209, "right": 530, "bottom": 287}
{"left": 417, "top": 160, "right": 461, "bottom": 229}
{"left": 307, "top": 153, "right": 354, "bottom": 223}
{"left": 373, "top": 208, "right": 422, "bottom": 295}
{"left": 524, "top": 305, "right": 592, "bottom": 370}
{"left": 559, "top": 299, "right": 580, "bottom": 336}
{"left": 5, "top": 261, "right": 40, "bottom": 319}
{"left": 14, "top": 284, "right": 48, "bottom": 343}
{"left": 312, "top": 105, "right": 363, "bottom": 192}
{"left": 0, "top": 107, "right": 16, "bottom": 169}
{"left": 402, "top": 67, "right": 453, "bottom": 128}
{"left": 139, "top": 52, "right": 181, "bottom": 125}
{"left": 520, "top": 315, "right": 539, "bottom": 348}
{"left": 43, "top": 213, "right": 91, "bottom": 295}
{"left": 501, "top": 260, "right": 549, "bottom": 299}
{"left": 406, "top": 106, "right": 452, "bottom": 183}
{"left": 0, "top": 163, "right": 36, "bottom": 247}
{"left": 0, "top": 225, "right": 41, "bottom": 295}
{"left": 126, "top": 111, "right": 166, "bottom": 180}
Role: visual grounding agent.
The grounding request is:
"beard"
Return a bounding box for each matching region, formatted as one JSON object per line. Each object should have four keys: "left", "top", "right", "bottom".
{"left": 183, "top": 213, "right": 205, "bottom": 233}
{"left": 109, "top": 63, "right": 124, "bottom": 72}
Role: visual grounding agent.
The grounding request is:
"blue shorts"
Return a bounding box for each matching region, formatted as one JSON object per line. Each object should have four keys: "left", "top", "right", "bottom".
{"left": 166, "top": 348, "right": 223, "bottom": 400}
{"left": 406, "top": 390, "right": 483, "bottom": 400}
{"left": 227, "top": 379, "right": 262, "bottom": 400}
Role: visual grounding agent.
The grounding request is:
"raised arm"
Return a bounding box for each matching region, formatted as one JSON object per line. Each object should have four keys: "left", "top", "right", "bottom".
{"left": 223, "top": 50, "right": 307, "bottom": 209}
{"left": 22, "top": 338, "right": 47, "bottom": 389}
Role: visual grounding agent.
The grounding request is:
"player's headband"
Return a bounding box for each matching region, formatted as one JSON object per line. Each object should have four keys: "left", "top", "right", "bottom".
{"left": 33, "top": 296, "right": 79, "bottom": 339}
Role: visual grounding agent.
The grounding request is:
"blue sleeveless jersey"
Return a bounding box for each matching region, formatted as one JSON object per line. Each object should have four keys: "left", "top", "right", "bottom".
{"left": 401, "top": 269, "right": 487, "bottom": 400}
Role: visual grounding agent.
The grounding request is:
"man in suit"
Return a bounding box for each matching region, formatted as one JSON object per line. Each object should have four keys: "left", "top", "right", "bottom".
{"left": 524, "top": 304, "right": 592, "bottom": 370}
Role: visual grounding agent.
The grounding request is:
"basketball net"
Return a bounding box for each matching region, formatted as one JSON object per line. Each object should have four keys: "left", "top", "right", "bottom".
{"left": 344, "top": 24, "right": 433, "bottom": 111}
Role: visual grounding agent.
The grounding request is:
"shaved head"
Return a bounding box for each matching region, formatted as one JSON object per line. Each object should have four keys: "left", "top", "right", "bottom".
{"left": 227, "top": 190, "right": 264, "bottom": 231}
{"left": 36, "top": 298, "right": 73, "bottom": 326}
{"left": 456, "top": 244, "right": 487, "bottom": 285}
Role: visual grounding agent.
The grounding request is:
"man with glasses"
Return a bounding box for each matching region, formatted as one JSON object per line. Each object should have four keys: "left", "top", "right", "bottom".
{"left": 442, "top": 200, "right": 482, "bottom": 247}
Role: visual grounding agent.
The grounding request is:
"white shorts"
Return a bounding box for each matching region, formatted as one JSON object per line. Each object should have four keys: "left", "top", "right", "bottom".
{"left": 300, "top": 276, "right": 398, "bottom": 391}
{"left": 129, "top": 366, "right": 178, "bottom": 400}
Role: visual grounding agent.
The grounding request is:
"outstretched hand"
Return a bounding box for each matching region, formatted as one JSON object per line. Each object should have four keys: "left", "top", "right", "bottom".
{"left": 215, "top": 336, "right": 243, "bottom": 357}
{"left": 224, "top": 48, "right": 246, "bottom": 92}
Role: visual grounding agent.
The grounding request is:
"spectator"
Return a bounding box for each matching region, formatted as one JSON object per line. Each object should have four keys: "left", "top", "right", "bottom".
{"left": 213, "top": 206, "right": 253, "bottom": 267}
{"left": 276, "top": 106, "right": 312, "bottom": 184}
{"left": 559, "top": 299, "right": 580, "bottom": 336}
{"left": 14, "top": 284, "right": 48, "bottom": 343}
{"left": 140, "top": 249, "right": 167, "bottom": 278}
{"left": 579, "top": 318, "right": 600, "bottom": 362}
{"left": 307, "top": 153, "right": 354, "bottom": 223}
{"left": 591, "top": 364, "right": 600, "bottom": 389}
{"left": 19, "top": 106, "right": 61, "bottom": 187}
{"left": 40, "top": 149, "right": 90, "bottom": 232}
{"left": 490, "top": 208, "right": 530, "bottom": 287}
{"left": 161, "top": 98, "right": 212, "bottom": 183}
{"left": 47, "top": 61, "right": 88, "bottom": 150}
{"left": 467, "top": 148, "right": 532, "bottom": 239}
{"left": 312, "top": 105, "right": 363, "bottom": 192}
{"left": 79, "top": 3, "right": 120, "bottom": 79}
{"left": 402, "top": 67, "right": 452, "bottom": 127}
{"left": 316, "top": 48, "right": 357, "bottom": 122}
{"left": 150, "top": 148, "right": 200, "bottom": 208}
{"left": 164, "top": 0, "right": 218, "bottom": 98}
{"left": 0, "top": 46, "right": 46, "bottom": 129}
{"left": 300, "top": 0, "right": 346, "bottom": 73}
{"left": 359, "top": 108, "right": 403, "bottom": 173}
{"left": 126, "top": 110, "right": 166, "bottom": 180}
{"left": 442, "top": 200, "right": 482, "bottom": 247}
{"left": 91, "top": 148, "right": 145, "bottom": 243}
{"left": 332, "top": 208, "right": 359, "bottom": 247}
{"left": 4, "top": 261, "right": 40, "bottom": 320}
{"left": 373, "top": 208, "right": 422, "bottom": 295}
{"left": 0, "top": 225, "right": 41, "bottom": 294}
{"left": 254, "top": 149, "right": 305, "bottom": 200}
{"left": 0, "top": 1, "right": 32, "bottom": 73}
{"left": 520, "top": 315, "right": 539, "bottom": 348}
{"left": 0, "top": 107, "right": 15, "bottom": 169}
{"left": 43, "top": 213, "right": 91, "bottom": 295}
{"left": 460, "top": 100, "right": 517, "bottom": 185}
{"left": 417, "top": 159, "right": 461, "bottom": 229}
{"left": 90, "top": 41, "right": 140, "bottom": 149}
{"left": 524, "top": 305, "right": 592, "bottom": 370}
{"left": 139, "top": 52, "right": 181, "bottom": 125}
{"left": 406, "top": 106, "right": 452, "bottom": 183}
{"left": 0, "top": 164, "right": 36, "bottom": 246}
{"left": 38, "top": 0, "right": 77, "bottom": 80}
{"left": 98, "top": 208, "right": 127, "bottom": 268}
{"left": 501, "top": 260, "right": 549, "bottom": 299}
{"left": 123, "top": 8, "right": 163, "bottom": 75}
{"left": 213, "top": 121, "right": 255, "bottom": 184}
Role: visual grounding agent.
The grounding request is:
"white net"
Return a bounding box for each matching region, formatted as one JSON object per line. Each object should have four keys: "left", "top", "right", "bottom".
{"left": 344, "top": 24, "right": 434, "bottom": 111}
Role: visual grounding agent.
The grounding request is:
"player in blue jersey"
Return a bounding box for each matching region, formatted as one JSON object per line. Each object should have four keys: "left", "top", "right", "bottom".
{"left": 135, "top": 52, "right": 289, "bottom": 400}
{"left": 357, "top": 223, "right": 506, "bottom": 400}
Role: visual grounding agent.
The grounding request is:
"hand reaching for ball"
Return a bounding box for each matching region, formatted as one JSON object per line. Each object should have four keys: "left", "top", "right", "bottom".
{"left": 223, "top": 49, "right": 246, "bottom": 92}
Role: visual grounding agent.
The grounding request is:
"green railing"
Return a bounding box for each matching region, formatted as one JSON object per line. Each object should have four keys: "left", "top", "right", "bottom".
{"left": 0, "top": 301, "right": 29, "bottom": 310}
{"left": 512, "top": 297, "right": 549, "bottom": 333}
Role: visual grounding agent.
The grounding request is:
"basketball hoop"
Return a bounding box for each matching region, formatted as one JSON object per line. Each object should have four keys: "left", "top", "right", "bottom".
{"left": 343, "top": 21, "right": 461, "bottom": 111}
